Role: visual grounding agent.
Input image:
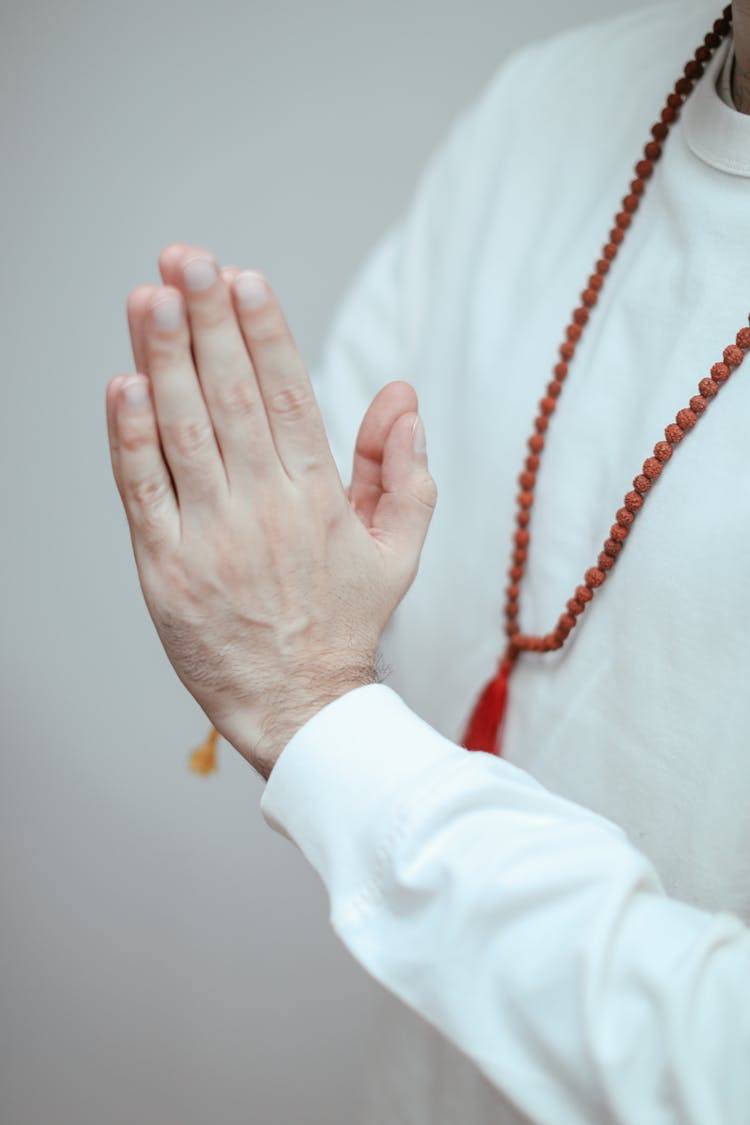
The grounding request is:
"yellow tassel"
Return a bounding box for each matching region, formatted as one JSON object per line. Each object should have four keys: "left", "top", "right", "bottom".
{"left": 189, "top": 726, "right": 220, "bottom": 774}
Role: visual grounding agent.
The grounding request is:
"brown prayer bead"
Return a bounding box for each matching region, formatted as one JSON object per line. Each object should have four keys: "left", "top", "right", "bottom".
{"left": 724, "top": 345, "right": 743, "bottom": 367}
{"left": 676, "top": 408, "right": 697, "bottom": 431}
{"left": 482, "top": 11, "right": 750, "bottom": 719}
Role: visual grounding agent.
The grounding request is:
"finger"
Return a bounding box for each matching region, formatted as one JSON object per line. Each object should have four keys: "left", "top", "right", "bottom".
{"left": 141, "top": 285, "right": 227, "bottom": 509}
{"left": 159, "top": 249, "right": 241, "bottom": 345}
{"left": 220, "top": 266, "right": 242, "bottom": 288}
{"left": 230, "top": 270, "right": 341, "bottom": 485}
{"left": 126, "top": 284, "right": 161, "bottom": 376}
{"left": 106, "top": 373, "right": 130, "bottom": 475}
{"left": 158, "top": 241, "right": 214, "bottom": 289}
{"left": 349, "top": 381, "right": 418, "bottom": 527}
{"left": 159, "top": 244, "right": 278, "bottom": 488}
{"left": 372, "top": 412, "right": 438, "bottom": 587}
{"left": 112, "top": 375, "right": 180, "bottom": 555}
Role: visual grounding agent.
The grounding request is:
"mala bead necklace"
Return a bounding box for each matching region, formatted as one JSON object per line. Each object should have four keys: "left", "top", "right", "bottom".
{"left": 190, "top": 6, "right": 746, "bottom": 774}
{"left": 461, "top": 4, "right": 750, "bottom": 757}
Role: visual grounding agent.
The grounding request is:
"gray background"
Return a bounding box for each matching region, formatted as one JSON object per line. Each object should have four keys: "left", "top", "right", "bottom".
{"left": 1, "top": 0, "right": 627, "bottom": 1121}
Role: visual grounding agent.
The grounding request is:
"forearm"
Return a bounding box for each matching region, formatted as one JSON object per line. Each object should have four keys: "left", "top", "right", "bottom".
{"left": 261, "top": 685, "right": 750, "bottom": 1124}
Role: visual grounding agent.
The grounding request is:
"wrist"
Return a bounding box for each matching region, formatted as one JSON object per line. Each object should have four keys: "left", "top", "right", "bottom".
{"left": 226, "top": 660, "right": 381, "bottom": 780}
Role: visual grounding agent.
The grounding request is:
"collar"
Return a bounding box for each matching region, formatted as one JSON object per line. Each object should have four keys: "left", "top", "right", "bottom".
{"left": 682, "top": 33, "right": 750, "bottom": 176}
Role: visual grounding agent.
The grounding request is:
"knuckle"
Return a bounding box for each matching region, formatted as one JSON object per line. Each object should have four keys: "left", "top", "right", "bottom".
{"left": 214, "top": 377, "right": 259, "bottom": 421}
{"left": 164, "top": 417, "right": 216, "bottom": 459}
{"left": 129, "top": 472, "right": 172, "bottom": 512}
{"left": 147, "top": 332, "right": 187, "bottom": 365}
{"left": 415, "top": 474, "right": 438, "bottom": 512}
{"left": 121, "top": 425, "right": 155, "bottom": 454}
{"left": 267, "top": 383, "right": 313, "bottom": 422}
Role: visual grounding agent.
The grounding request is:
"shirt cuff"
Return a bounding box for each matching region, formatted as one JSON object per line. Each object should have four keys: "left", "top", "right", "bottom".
{"left": 259, "top": 683, "right": 469, "bottom": 907}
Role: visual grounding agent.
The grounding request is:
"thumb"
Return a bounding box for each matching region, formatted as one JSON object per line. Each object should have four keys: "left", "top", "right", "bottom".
{"left": 371, "top": 411, "right": 438, "bottom": 585}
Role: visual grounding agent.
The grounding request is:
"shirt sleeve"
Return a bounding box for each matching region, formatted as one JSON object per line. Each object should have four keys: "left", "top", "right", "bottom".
{"left": 259, "top": 684, "right": 750, "bottom": 1125}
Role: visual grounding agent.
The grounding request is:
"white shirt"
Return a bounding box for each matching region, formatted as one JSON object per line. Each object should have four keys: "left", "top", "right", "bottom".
{"left": 260, "top": 2, "right": 750, "bottom": 1121}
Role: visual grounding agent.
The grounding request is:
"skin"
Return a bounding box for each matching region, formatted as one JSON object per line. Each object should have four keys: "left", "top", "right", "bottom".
{"left": 108, "top": 10, "right": 747, "bottom": 780}
{"left": 106, "top": 245, "right": 437, "bottom": 780}
{"left": 733, "top": 0, "right": 750, "bottom": 112}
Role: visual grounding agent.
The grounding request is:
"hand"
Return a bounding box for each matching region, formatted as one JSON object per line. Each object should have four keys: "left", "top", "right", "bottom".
{"left": 106, "top": 243, "right": 437, "bottom": 779}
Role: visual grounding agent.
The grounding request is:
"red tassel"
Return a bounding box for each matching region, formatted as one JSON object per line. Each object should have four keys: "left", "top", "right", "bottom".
{"left": 461, "top": 657, "right": 514, "bottom": 756}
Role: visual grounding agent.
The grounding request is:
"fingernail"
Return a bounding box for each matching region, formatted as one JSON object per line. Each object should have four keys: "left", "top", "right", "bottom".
{"left": 234, "top": 270, "right": 267, "bottom": 309}
{"left": 151, "top": 295, "right": 183, "bottom": 332}
{"left": 182, "top": 256, "right": 217, "bottom": 292}
{"left": 412, "top": 415, "right": 426, "bottom": 455}
{"left": 123, "top": 379, "right": 149, "bottom": 410}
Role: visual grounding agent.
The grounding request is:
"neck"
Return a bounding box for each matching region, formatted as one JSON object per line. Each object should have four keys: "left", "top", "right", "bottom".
{"left": 732, "top": 1, "right": 750, "bottom": 112}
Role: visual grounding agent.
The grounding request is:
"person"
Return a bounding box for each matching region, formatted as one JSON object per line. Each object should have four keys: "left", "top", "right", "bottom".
{"left": 105, "top": 0, "right": 750, "bottom": 1120}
